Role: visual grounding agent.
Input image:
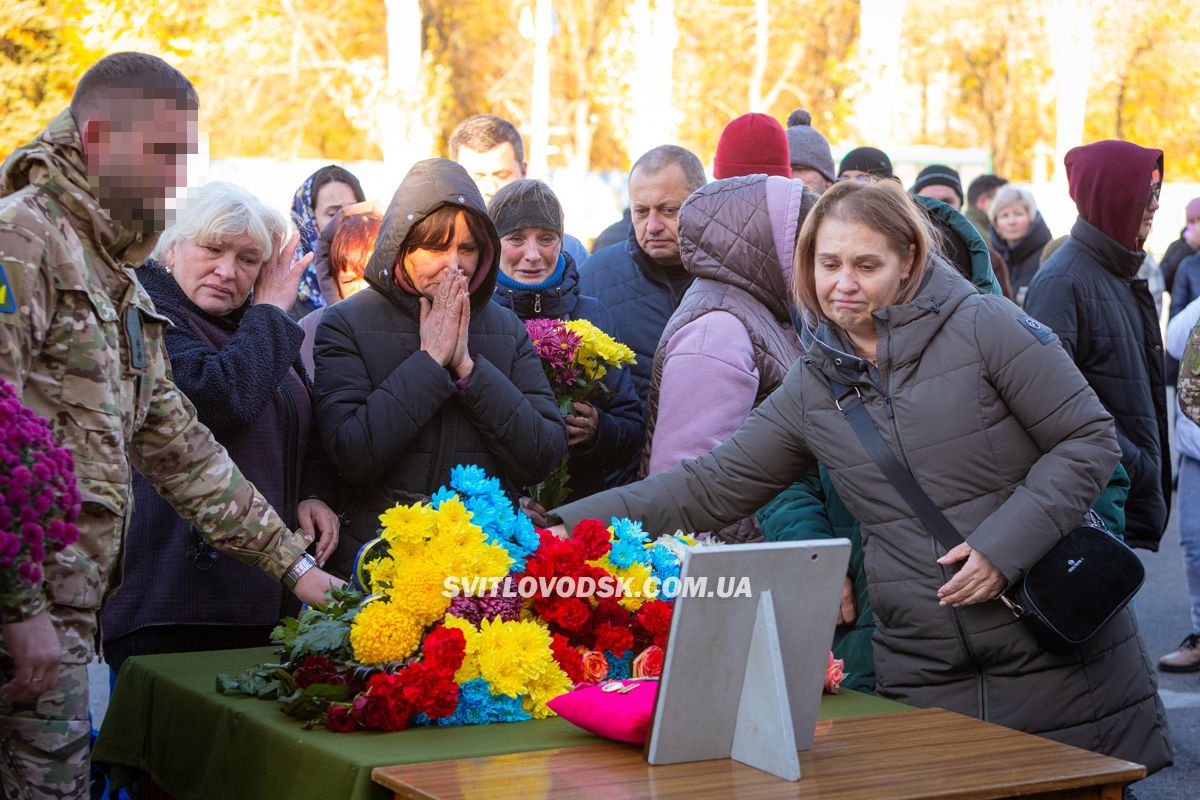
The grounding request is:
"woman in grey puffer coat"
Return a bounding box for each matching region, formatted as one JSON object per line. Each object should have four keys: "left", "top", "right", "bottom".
{"left": 549, "top": 180, "right": 1171, "bottom": 773}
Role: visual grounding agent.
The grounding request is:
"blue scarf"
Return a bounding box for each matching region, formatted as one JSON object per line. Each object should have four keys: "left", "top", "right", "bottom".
{"left": 290, "top": 171, "right": 326, "bottom": 312}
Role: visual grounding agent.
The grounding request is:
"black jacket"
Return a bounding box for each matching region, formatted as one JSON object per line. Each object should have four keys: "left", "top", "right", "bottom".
{"left": 103, "top": 262, "right": 332, "bottom": 642}
{"left": 492, "top": 253, "right": 644, "bottom": 500}
{"left": 313, "top": 159, "right": 566, "bottom": 578}
{"left": 1025, "top": 217, "right": 1170, "bottom": 549}
{"left": 991, "top": 212, "right": 1052, "bottom": 304}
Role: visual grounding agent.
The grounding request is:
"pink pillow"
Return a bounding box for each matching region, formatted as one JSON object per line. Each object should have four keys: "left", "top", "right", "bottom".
{"left": 547, "top": 680, "right": 659, "bottom": 744}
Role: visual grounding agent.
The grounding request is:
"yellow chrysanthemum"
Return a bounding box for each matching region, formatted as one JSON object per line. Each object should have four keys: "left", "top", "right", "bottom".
{"left": 523, "top": 663, "right": 574, "bottom": 719}
{"left": 443, "top": 615, "right": 482, "bottom": 682}
{"left": 474, "top": 618, "right": 556, "bottom": 697}
{"left": 350, "top": 599, "right": 425, "bottom": 664}
{"left": 590, "top": 555, "right": 656, "bottom": 611}
{"left": 564, "top": 319, "right": 636, "bottom": 382}
{"left": 362, "top": 556, "right": 397, "bottom": 592}
{"left": 378, "top": 503, "right": 438, "bottom": 545}
{"left": 387, "top": 559, "right": 453, "bottom": 627}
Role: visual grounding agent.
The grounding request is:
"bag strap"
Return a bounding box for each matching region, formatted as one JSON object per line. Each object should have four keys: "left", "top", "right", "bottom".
{"left": 828, "top": 378, "right": 966, "bottom": 554}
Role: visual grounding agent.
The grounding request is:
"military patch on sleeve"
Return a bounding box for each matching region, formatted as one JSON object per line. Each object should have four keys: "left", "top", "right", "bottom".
{"left": 1018, "top": 315, "right": 1056, "bottom": 345}
{"left": 0, "top": 264, "right": 16, "bottom": 314}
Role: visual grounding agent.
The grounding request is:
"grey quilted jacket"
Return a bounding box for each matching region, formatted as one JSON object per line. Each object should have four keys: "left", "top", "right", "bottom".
{"left": 554, "top": 262, "right": 1172, "bottom": 773}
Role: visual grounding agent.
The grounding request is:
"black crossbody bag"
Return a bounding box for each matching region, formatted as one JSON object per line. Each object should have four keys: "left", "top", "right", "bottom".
{"left": 829, "top": 378, "right": 1144, "bottom": 653}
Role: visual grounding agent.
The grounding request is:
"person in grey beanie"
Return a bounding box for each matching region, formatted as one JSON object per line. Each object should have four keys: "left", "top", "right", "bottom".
{"left": 785, "top": 109, "right": 836, "bottom": 194}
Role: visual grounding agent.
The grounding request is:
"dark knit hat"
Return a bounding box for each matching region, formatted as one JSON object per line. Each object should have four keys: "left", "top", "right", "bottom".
{"left": 911, "top": 164, "right": 964, "bottom": 206}
{"left": 713, "top": 113, "right": 791, "bottom": 179}
{"left": 785, "top": 109, "right": 835, "bottom": 184}
{"left": 838, "top": 147, "right": 893, "bottom": 179}
{"left": 487, "top": 179, "right": 563, "bottom": 238}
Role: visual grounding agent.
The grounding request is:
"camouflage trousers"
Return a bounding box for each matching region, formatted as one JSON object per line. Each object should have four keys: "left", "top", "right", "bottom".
{"left": 0, "top": 607, "right": 94, "bottom": 800}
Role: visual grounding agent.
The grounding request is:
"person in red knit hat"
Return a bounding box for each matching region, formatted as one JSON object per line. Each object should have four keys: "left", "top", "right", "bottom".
{"left": 713, "top": 113, "right": 790, "bottom": 179}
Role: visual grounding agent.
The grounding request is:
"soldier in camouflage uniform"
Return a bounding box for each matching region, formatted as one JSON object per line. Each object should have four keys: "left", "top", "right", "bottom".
{"left": 0, "top": 53, "right": 339, "bottom": 799}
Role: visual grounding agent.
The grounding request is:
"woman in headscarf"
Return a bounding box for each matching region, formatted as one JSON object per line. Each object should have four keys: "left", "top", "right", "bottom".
{"left": 290, "top": 164, "right": 366, "bottom": 316}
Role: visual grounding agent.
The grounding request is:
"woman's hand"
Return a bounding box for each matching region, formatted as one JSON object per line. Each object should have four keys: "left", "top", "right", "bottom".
{"left": 547, "top": 523, "right": 569, "bottom": 539}
{"left": 837, "top": 575, "right": 857, "bottom": 626}
{"left": 292, "top": 567, "right": 345, "bottom": 608}
{"left": 449, "top": 277, "right": 474, "bottom": 381}
{"left": 519, "top": 496, "right": 550, "bottom": 528}
{"left": 565, "top": 402, "right": 599, "bottom": 446}
{"left": 297, "top": 499, "right": 341, "bottom": 568}
{"left": 420, "top": 268, "right": 467, "bottom": 367}
{"left": 936, "top": 542, "right": 1007, "bottom": 607}
{"left": 254, "top": 232, "right": 313, "bottom": 310}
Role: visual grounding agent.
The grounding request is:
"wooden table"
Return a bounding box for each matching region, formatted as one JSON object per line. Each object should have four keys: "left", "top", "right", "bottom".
{"left": 372, "top": 707, "right": 1145, "bottom": 799}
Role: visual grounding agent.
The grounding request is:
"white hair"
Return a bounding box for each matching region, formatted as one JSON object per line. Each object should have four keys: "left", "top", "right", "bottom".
{"left": 988, "top": 184, "right": 1038, "bottom": 224}
{"left": 152, "top": 182, "right": 287, "bottom": 265}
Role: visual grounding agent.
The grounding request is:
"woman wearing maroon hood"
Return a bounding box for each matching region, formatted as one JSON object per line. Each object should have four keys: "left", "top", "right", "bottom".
{"left": 1025, "top": 141, "right": 1170, "bottom": 558}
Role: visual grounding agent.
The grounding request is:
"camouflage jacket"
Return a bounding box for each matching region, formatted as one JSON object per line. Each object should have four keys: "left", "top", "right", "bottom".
{"left": 0, "top": 110, "right": 310, "bottom": 640}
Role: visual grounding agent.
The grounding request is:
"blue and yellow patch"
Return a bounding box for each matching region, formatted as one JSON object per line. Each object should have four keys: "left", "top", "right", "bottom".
{"left": 0, "top": 265, "right": 15, "bottom": 313}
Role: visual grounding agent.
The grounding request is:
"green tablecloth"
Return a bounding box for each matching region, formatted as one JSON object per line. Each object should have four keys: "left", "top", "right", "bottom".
{"left": 94, "top": 646, "right": 910, "bottom": 800}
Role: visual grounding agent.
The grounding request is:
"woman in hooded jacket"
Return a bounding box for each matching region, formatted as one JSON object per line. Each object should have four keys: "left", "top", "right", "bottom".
{"left": 546, "top": 179, "right": 1171, "bottom": 774}
{"left": 488, "top": 179, "right": 643, "bottom": 503}
{"left": 313, "top": 159, "right": 567, "bottom": 579}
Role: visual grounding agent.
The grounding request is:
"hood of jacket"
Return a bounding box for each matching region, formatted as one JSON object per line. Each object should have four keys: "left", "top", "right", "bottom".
{"left": 1065, "top": 140, "right": 1163, "bottom": 252}
{"left": 914, "top": 194, "right": 1003, "bottom": 296}
{"left": 678, "top": 174, "right": 817, "bottom": 323}
{"left": 807, "top": 260, "right": 978, "bottom": 388}
{"left": 492, "top": 251, "right": 583, "bottom": 319}
{"left": 0, "top": 108, "right": 148, "bottom": 263}
{"left": 364, "top": 158, "right": 500, "bottom": 313}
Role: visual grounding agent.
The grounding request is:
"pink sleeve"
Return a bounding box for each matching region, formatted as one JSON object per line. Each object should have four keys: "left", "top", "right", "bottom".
{"left": 647, "top": 312, "right": 759, "bottom": 476}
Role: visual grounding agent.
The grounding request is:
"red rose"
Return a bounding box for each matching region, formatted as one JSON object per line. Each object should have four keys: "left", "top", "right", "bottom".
{"left": 572, "top": 519, "right": 612, "bottom": 560}
{"left": 632, "top": 646, "right": 664, "bottom": 679}
{"left": 350, "top": 693, "right": 390, "bottom": 730}
{"left": 324, "top": 705, "right": 357, "bottom": 733}
{"left": 580, "top": 649, "right": 609, "bottom": 683}
{"left": 594, "top": 622, "right": 634, "bottom": 658}
{"left": 824, "top": 651, "right": 845, "bottom": 694}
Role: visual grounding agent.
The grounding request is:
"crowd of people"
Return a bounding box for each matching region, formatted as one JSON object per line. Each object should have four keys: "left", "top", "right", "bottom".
{"left": 0, "top": 50, "right": 1197, "bottom": 798}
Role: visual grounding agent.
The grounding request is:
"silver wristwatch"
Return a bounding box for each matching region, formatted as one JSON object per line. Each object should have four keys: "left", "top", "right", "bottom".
{"left": 282, "top": 553, "right": 318, "bottom": 590}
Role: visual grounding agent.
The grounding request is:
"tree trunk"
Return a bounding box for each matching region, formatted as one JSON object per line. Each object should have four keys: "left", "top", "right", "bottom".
{"left": 627, "top": 0, "right": 678, "bottom": 163}
{"left": 1047, "top": 0, "right": 1095, "bottom": 184}
{"left": 379, "top": 0, "right": 435, "bottom": 177}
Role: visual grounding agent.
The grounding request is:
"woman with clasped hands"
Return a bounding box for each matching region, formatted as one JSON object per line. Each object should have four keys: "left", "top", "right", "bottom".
{"left": 102, "top": 182, "right": 342, "bottom": 673}
{"left": 313, "top": 159, "right": 566, "bottom": 579}
{"left": 544, "top": 180, "right": 1171, "bottom": 774}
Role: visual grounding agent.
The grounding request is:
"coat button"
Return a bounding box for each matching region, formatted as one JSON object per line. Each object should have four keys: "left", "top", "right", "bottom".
{"left": 407, "top": 213, "right": 414, "bottom": 221}
{"left": 835, "top": 358, "right": 843, "bottom": 366}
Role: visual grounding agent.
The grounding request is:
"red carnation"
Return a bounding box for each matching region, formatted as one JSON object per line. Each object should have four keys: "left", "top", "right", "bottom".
{"left": 400, "top": 662, "right": 460, "bottom": 720}
{"left": 551, "top": 633, "right": 586, "bottom": 683}
{"left": 294, "top": 655, "right": 345, "bottom": 689}
{"left": 422, "top": 625, "right": 466, "bottom": 674}
{"left": 571, "top": 519, "right": 612, "bottom": 561}
{"left": 365, "top": 674, "right": 413, "bottom": 731}
{"left": 637, "top": 600, "right": 674, "bottom": 649}
{"left": 594, "top": 622, "right": 634, "bottom": 658}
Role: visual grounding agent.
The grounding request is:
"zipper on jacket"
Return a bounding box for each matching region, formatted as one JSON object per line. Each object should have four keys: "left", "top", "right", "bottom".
{"left": 534, "top": 293, "right": 542, "bottom": 314}
{"left": 883, "top": 320, "right": 989, "bottom": 722}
